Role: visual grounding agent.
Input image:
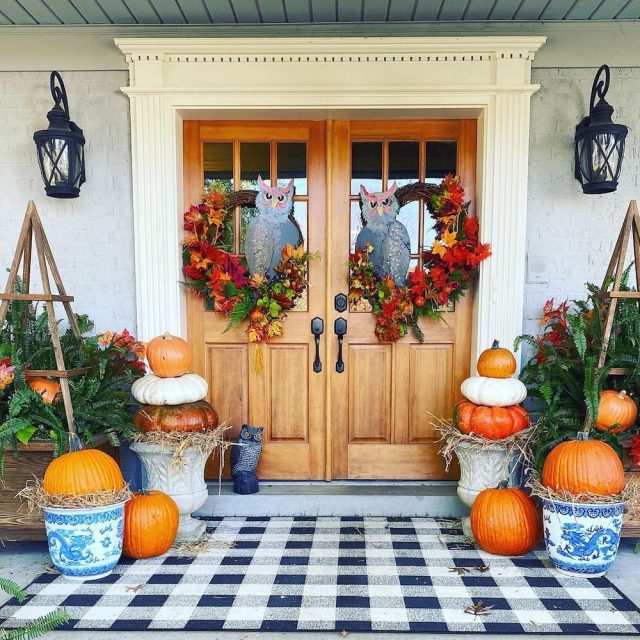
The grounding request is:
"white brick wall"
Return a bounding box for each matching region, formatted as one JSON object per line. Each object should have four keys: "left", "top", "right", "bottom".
{"left": 0, "top": 71, "right": 136, "bottom": 335}
{"left": 524, "top": 67, "right": 640, "bottom": 337}
{"left": 1, "top": 67, "right": 636, "bottom": 343}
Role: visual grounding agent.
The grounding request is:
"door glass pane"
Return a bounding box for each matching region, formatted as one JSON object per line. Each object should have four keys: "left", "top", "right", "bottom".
{"left": 203, "top": 142, "right": 233, "bottom": 192}
{"left": 351, "top": 142, "right": 382, "bottom": 194}
{"left": 350, "top": 200, "right": 363, "bottom": 252}
{"left": 397, "top": 200, "right": 419, "bottom": 255}
{"left": 423, "top": 216, "right": 438, "bottom": 250}
{"left": 241, "top": 142, "right": 270, "bottom": 189}
{"left": 389, "top": 141, "right": 419, "bottom": 187}
{"left": 277, "top": 142, "right": 307, "bottom": 195}
{"left": 425, "top": 141, "right": 457, "bottom": 184}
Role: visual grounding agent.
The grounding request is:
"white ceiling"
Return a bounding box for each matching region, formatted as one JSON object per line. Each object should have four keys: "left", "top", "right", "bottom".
{"left": 0, "top": 0, "right": 639, "bottom": 25}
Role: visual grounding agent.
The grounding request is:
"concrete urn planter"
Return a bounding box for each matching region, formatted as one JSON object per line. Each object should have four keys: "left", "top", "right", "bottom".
{"left": 130, "top": 441, "right": 208, "bottom": 542}
{"left": 454, "top": 440, "right": 522, "bottom": 537}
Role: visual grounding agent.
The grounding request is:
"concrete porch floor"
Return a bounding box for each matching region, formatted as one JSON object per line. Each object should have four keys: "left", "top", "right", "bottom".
{"left": 1, "top": 538, "right": 639, "bottom": 640}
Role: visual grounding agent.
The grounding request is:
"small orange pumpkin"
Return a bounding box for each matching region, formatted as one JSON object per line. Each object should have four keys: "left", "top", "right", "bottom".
{"left": 123, "top": 491, "right": 179, "bottom": 559}
{"left": 476, "top": 340, "right": 517, "bottom": 378}
{"left": 146, "top": 332, "right": 192, "bottom": 378}
{"left": 471, "top": 486, "right": 541, "bottom": 556}
{"left": 27, "top": 377, "right": 61, "bottom": 404}
{"left": 456, "top": 402, "right": 529, "bottom": 439}
{"left": 541, "top": 433, "right": 625, "bottom": 496}
{"left": 134, "top": 401, "right": 219, "bottom": 433}
{"left": 43, "top": 449, "right": 125, "bottom": 496}
{"left": 595, "top": 390, "right": 637, "bottom": 434}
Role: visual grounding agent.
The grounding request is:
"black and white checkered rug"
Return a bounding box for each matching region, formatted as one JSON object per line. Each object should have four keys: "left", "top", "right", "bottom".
{"left": 2, "top": 517, "right": 640, "bottom": 634}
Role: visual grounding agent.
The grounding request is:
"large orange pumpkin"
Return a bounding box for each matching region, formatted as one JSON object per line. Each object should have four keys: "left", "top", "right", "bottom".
{"left": 43, "top": 449, "right": 125, "bottom": 496}
{"left": 541, "top": 434, "right": 625, "bottom": 496}
{"left": 476, "top": 340, "right": 517, "bottom": 378}
{"left": 27, "top": 377, "right": 61, "bottom": 404}
{"left": 595, "top": 390, "right": 637, "bottom": 434}
{"left": 123, "top": 490, "right": 179, "bottom": 559}
{"left": 146, "top": 332, "right": 192, "bottom": 378}
{"left": 456, "top": 402, "right": 529, "bottom": 439}
{"left": 471, "top": 486, "right": 541, "bottom": 556}
{"left": 134, "top": 401, "right": 219, "bottom": 433}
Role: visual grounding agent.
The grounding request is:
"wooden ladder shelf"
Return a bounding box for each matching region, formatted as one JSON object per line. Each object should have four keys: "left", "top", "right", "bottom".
{"left": 0, "top": 201, "right": 88, "bottom": 445}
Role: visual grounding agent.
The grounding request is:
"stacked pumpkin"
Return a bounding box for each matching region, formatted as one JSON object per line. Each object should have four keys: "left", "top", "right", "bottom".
{"left": 131, "top": 333, "right": 218, "bottom": 430}
{"left": 128, "top": 333, "right": 219, "bottom": 555}
{"left": 457, "top": 340, "right": 529, "bottom": 440}
{"left": 456, "top": 341, "right": 541, "bottom": 556}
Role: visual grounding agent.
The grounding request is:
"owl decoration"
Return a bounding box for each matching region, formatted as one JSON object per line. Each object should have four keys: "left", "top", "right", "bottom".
{"left": 355, "top": 181, "right": 410, "bottom": 284}
{"left": 230, "top": 424, "right": 264, "bottom": 495}
{"left": 244, "top": 177, "right": 303, "bottom": 280}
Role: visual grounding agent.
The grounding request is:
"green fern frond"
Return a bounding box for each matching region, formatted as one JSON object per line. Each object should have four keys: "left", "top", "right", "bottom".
{"left": 1, "top": 608, "right": 69, "bottom": 640}
{"left": 0, "top": 578, "right": 26, "bottom": 603}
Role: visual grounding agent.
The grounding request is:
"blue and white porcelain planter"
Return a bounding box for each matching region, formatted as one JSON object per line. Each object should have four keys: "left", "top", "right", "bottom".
{"left": 542, "top": 498, "right": 624, "bottom": 577}
{"left": 43, "top": 502, "right": 126, "bottom": 581}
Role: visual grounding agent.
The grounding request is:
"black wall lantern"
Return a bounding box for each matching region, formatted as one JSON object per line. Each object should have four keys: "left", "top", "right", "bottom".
{"left": 33, "top": 71, "right": 86, "bottom": 198}
{"left": 574, "top": 65, "right": 627, "bottom": 195}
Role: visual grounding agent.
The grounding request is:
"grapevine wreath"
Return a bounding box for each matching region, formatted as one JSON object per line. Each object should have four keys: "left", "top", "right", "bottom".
{"left": 348, "top": 175, "right": 491, "bottom": 342}
{"left": 182, "top": 187, "right": 317, "bottom": 345}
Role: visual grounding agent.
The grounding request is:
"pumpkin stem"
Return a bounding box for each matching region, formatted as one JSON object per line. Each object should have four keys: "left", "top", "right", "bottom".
{"left": 576, "top": 430, "right": 589, "bottom": 441}
{"left": 618, "top": 390, "right": 627, "bottom": 399}
{"left": 497, "top": 480, "right": 509, "bottom": 489}
{"left": 491, "top": 339, "right": 500, "bottom": 349}
{"left": 163, "top": 332, "right": 172, "bottom": 340}
{"left": 68, "top": 432, "right": 83, "bottom": 452}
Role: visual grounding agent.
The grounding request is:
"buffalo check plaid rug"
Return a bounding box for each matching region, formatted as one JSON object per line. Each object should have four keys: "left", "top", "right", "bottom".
{"left": 2, "top": 517, "right": 640, "bottom": 634}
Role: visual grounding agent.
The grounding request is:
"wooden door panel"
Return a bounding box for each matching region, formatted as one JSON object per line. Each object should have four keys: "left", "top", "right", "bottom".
{"left": 206, "top": 344, "right": 248, "bottom": 440}
{"left": 268, "top": 344, "right": 309, "bottom": 442}
{"left": 348, "top": 344, "right": 392, "bottom": 443}
{"left": 408, "top": 344, "right": 454, "bottom": 443}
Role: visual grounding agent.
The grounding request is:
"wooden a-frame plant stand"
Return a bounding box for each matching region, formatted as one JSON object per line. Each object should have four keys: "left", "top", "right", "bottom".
{"left": 0, "top": 201, "right": 88, "bottom": 448}
{"left": 590, "top": 200, "right": 640, "bottom": 537}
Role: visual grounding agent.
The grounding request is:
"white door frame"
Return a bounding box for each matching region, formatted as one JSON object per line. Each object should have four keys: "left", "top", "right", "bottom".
{"left": 115, "top": 36, "right": 545, "bottom": 368}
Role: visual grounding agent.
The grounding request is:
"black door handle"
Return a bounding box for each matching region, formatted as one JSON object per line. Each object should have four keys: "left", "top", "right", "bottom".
{"left": 311, "top": 317, "right": 324, "bottom": 373}
{"left": 334, "top": 317, "right": 347, "bottom": 373}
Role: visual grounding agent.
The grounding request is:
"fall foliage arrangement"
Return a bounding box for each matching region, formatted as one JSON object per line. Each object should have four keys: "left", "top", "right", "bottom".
{"left": 348, "top": 175, "right": 491, "bottom": 342}
{"left": 182, "top": 188, "right": 317, "bottom": 343}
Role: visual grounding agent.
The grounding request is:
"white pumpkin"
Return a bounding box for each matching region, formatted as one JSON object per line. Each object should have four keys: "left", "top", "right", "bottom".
{"left": 131, "top": 373, "right": 208, "bottom": 406}
{"left": 460, "top": 376, "right": 527, "bottom": 407}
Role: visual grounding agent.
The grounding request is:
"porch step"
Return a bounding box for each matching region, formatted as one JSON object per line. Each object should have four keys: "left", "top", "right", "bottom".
{"left": 197, "top": 481, "right": 468, "bottom": 518}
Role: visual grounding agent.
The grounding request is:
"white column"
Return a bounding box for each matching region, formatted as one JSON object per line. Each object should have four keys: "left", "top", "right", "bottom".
{"left": 128, "top": 92, "right": 183, "bottom": 341}
{"left": 473, "top": 90, "right": 533, "bottom": 369}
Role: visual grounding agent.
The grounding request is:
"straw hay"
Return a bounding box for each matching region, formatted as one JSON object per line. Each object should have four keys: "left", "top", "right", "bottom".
{"left": 527, "top": 474, "right": 640, "bottom": 515}
{"left": 129, "top": 422, "right": 232, "bottom": 468}
{"left": 18, "top": 478, "right": 131, "bottom": 512}
{"left": 432, "top": 413, "right": 535, "bottom": 472}
{"left": 173, "top": 535, "right": 236, "bottom": 556}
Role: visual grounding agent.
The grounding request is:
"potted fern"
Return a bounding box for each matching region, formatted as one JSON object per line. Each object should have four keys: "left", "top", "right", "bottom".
{"left": 0, "top": 294, "right": 145, "bottom": 540}
{"left": 516, "top": 280, "right": 640, "bottom": 574}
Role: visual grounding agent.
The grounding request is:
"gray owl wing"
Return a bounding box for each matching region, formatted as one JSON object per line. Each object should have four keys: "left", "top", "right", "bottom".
{"left": 268, "top": 218, "right": 304, "bottom": 278}
{"left": 245, "top": 215, "right": 275, "bottom": 277}
{"left": 356, "top": 226, "right": 385, "bottom": 274}
{"left": 382, "top": 221, "right": 411, "bottom": 284}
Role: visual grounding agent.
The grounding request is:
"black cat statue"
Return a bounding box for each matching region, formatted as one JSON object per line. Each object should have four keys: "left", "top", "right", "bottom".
{"left": 230, "top": 424, "right": 263, "bottom": 494}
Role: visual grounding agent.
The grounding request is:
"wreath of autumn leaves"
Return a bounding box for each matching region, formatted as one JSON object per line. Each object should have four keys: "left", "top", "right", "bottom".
{"left": 349, "top": 175, "right": 491, "bottom": 342}
{"left": 182, "top": 187, "right": 316, "bottom": 343}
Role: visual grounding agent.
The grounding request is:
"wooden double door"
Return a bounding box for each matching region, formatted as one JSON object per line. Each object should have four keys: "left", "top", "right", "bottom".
{"left": 184, "top": 119, "right": 475, "bottom": 481}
